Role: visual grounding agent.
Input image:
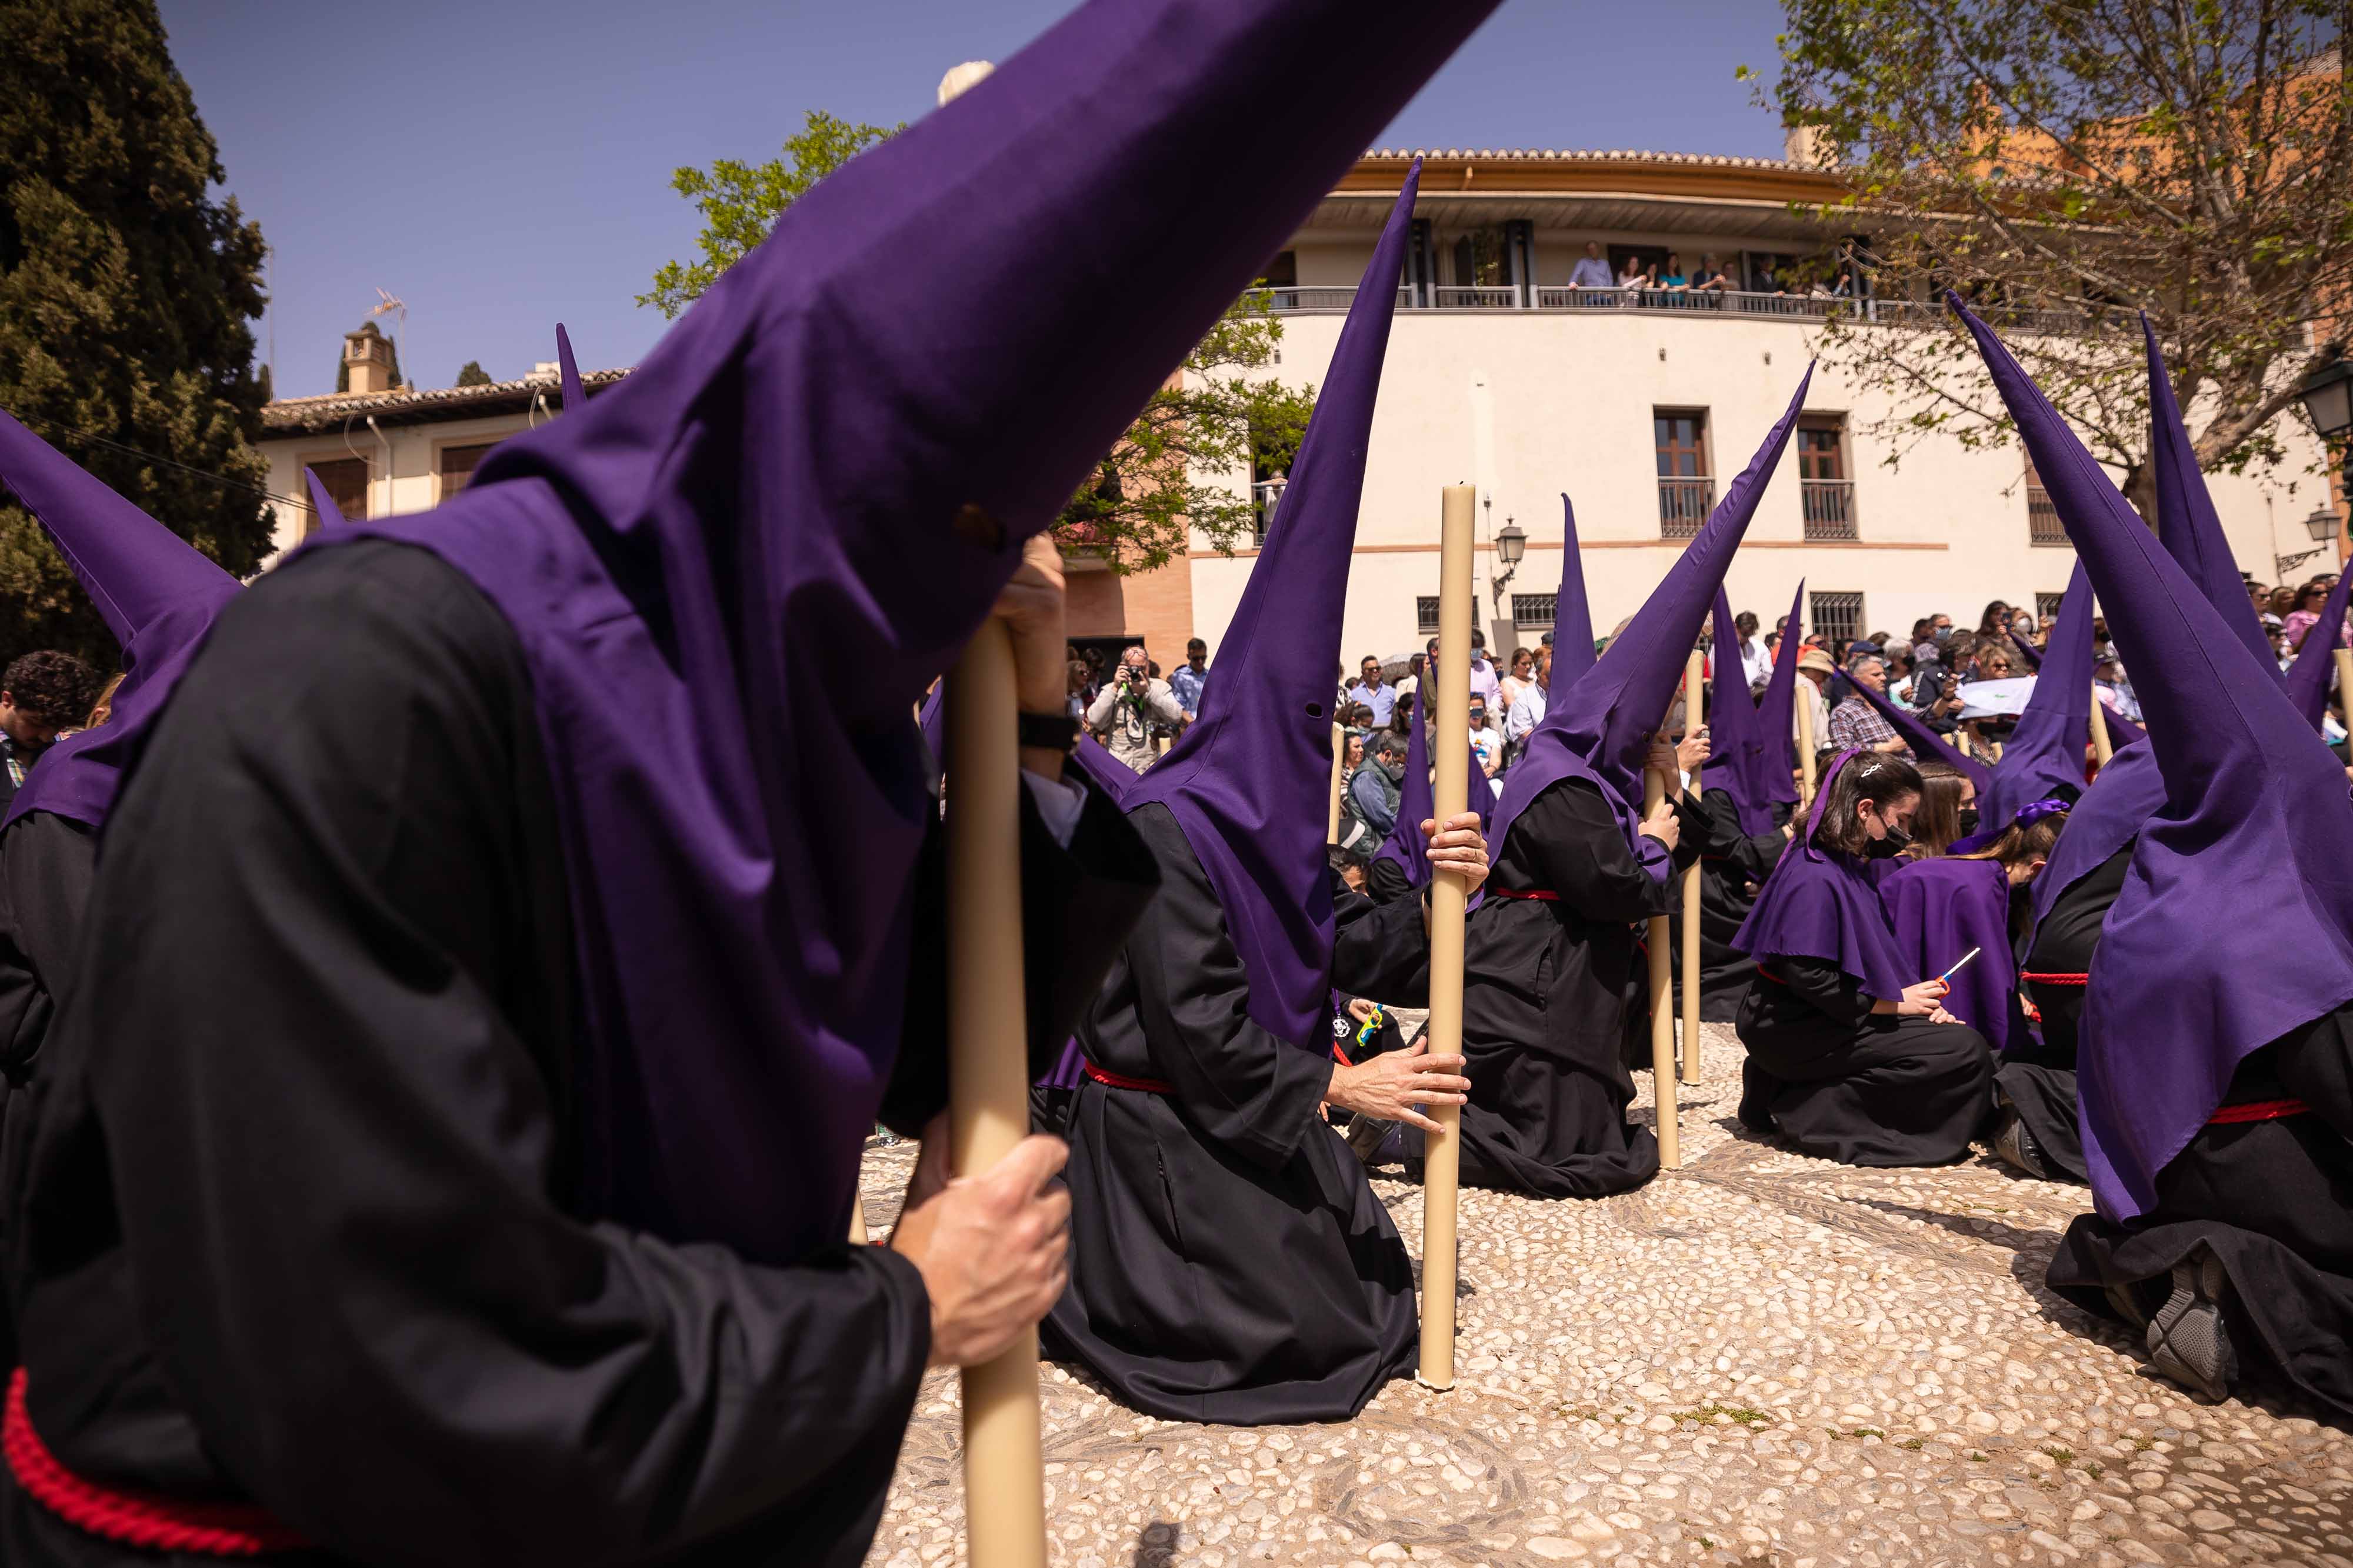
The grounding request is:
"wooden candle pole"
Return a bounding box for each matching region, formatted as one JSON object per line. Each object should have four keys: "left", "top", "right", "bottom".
{"left": 1645, "top": 758, "right": 1680, "bottom": 1170}
{"left": 2089, "top": 684, "right": 2114, "bottom": 767}
{"left": 2335, "top": 648, "right": 2353, "bottom": 727}
{"left": 1795, "top": 678, "right": 1818, "bottom": 814}
{"left": 1679, "top": 649, "right": 1704, "bottom": 1086}
{"left": 1417, "top": 484, "right": 1475, "bottom": 1392}
{"left": 848, "top": 1196, "right": 868, "bottom": 1245}
{"left": 945, "top": 618, "right": 1046, "bottom": 1568}
{"left": 1328, "top": 720, "right": 1347, "bottom": 844}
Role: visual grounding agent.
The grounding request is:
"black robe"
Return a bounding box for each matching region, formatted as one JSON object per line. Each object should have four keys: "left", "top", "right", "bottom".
{"left": 1737, "top": 955, "right": 1994, "bottom": 1167}
{"left": 1671, "top": 788, "right": 1789, "bottom": 1023}
{"left": 1, "top": 542, "right": 1154, "bottom": 1568}
{"left": 1447, "top": 777, "right": 1689, "bottom": 1199}
{"left": 1365, "top": 853, "right": 1414, "bottom": 905}
{"left": 1995, "top": 847, "right": 2131, "bottom": 1183}
{"left": 0, "top": 811, "right": 94, "bottom": 1376}
{"left": 1043, "top": 802, "right": 1429, "bottom": 1426}
{"left": 2048, "top": 1007, "right": 2353, "bottom": 1418}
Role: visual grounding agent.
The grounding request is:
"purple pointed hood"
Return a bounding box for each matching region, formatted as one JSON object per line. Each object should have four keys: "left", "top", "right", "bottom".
{"left": 1126, "top": 165, "right": 1419, "bottom": 1050}
{"left": 1979, "top": 559, "right": 2096, "bottom": 825}
{"left": 1069, "top": 733, "right": 1134, "bottom": 805}
{"left": 1752, "top": 579, "right": 1807, "bottom": 817}
{"left": 1707, "top": 585, "right": 1777, "bottom": 835}
{"left": 124, "top": 2, "right": 1503, "bottom": 1266}
{"left": 303, "top": 467, "right": 348, "bottom": 532}
{"left": 1551, "top": 495, "right": 1597, "bottom": 683}
{"left": 2283, "top": 565, "right": 2352, "bottom": 730}
{"left": 1732, "top": 749, "right": 1915, "bottom": 1000}
{"left": 556, "top": 323, "right": 586, "bottom": 412}
{"left": 0, "top": 409, "right": 241, "bottom": 833}
{"left": 1370, "top": 677, "right": 1489, "bottom": 889}
{"left": 1955, "top": 293, "right": 2353, "bottom": 1222}
{"left": 2008, "top": 629, "right": 2042, "bottom": 670}
{"left": 1488, "top": 371, "right": 1812, "bottom": 866}
{"left": 1848, "top": 676, "right": 1993, "bottom": 792}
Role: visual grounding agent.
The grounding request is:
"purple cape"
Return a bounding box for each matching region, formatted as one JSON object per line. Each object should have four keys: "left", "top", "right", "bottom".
{"left": 303, "top": 466, "right": 348, "bottom": 532}
{"left": 1881, "top": 855, "right": 2019, "bottom": 1053}
{"left": 1980, "top": 559, "right": 2096, "bottom": 825}
{"left": 1848, "top": 678, "right": 1992, "bottom": 792}
{"left": 0, "top": 410, "right": 241, "bottom": 834}
{"left": 1956, "top": 294, "right": 2353, "bottom": 1223}
{"left": 1369, "top": 684, "right": 1490, "bottom": 889}
{"left": 1551, "top": 494, "right": 1597, "bottom": 683}
{"left": 2283, "top": 565, "right": 2353, "bottom": 730}
{"left": 1707, "top": 585, "right": 1778, "bottom": 835}
{"left": 1731, "top": 752, "right": 1915, "bottom": 1000}
{"left": 1125, "top": 164, "right": 1421, "bottom": 1052}
{"left": 1752, "top": 579, "right": 1806, "bottom": 818}
{"left": 1487, "top": 370, "right": 1812, "bottom": 873}
{"left": 120, "top": 1, "right": 1502, "bottom": 1265}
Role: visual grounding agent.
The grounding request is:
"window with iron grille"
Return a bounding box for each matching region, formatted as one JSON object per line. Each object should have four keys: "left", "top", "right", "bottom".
{"left": 1797, "top": 416, "right": 1857, "bottom": 540}
{"left": 1810, "top": 591, "right": 1865, "bottom": 648}
{"left": 1511, "top": 593, "right": 1557, "bottom": 628}
{"left": 2035, "top": 592, "right": 2066, "bottom": 626}
{"left": 438, "top": 442, "right": 496, "bottom": 502}
{"left": 2025, "top": 458, "right": 2069, "bottom": 547}
{"left": 305, "top": 458, "right": 368, "bottom": 536}
{"left": 1654, "top": 409, "right": 1712, "bottom": 539}
{"left": 1417, "top": 597, "right": 1441, "bottom": 634}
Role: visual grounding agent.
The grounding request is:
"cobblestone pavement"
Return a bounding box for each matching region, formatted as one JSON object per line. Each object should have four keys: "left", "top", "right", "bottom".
{"left": 858, "top": 1023, "right": 2353, "bottom": 1567}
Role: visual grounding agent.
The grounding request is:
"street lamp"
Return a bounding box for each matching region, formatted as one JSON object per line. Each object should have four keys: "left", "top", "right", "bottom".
{"left": 1491, "top": 515, "right": 1528, "bottom": 595}
{"left": 2293, "top": 358, "right": 2353, "bottom": 572}
{"left": 2277, "top": 504, "right": 2345, "bottom": 579}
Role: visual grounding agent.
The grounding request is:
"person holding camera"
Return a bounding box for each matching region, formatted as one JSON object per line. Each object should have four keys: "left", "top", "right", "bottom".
{"left": 1086, "top": 643, "right": 1185, "bottom": 773}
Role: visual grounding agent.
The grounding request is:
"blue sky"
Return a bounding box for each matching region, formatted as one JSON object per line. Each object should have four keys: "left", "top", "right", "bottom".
{"left": 161, "top": 1, "right": 1789, "bottom": 399}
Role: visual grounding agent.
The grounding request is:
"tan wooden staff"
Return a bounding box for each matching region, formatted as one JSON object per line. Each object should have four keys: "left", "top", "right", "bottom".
{"left": 934, "top": 56, "right": 1042, "bottom": 1568}
{"left": 1328, "top": 720, "right": 1347, "bottom": 843}
{"left": 1678, "top": 648, "right": 1704, "bottom": 1087}
{"left": 944, "top": 617, "right": 1046, "bottom": 1568}
{"left": 2089, "top": 683, "right": 2114, "bottom": 766}
{"left": 1645, "top": 756, "right": 1680, "bottom": 1170}
{"left": 2335, "top": 648, "right": 2353, "bottom": 727}
{"left": 1795, "top": 673, "right": 1818, "bottom": 813}
{"left": 1417, "top": 484, "right": 1475, "bottom": 1390}
{"left": 848, "top": 1199, "right": 868, "bottom": 1245}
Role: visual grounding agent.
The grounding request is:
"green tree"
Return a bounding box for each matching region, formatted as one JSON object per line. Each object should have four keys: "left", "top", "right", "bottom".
{"left": 642, "top": 109, "right": 1313, "bottom": 571}
{"left": 1767, "top": 0, "right": 2353, "bottom": 515}
{"left": 0, "top": 0, "right": 272, "bottom": 667}
{"left": 455, "top": 359, "right": 494, "bottom": 388}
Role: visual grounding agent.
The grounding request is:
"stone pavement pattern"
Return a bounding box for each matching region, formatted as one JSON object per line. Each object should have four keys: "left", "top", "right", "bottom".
{"left": 856, "top": 1023, "right": 2353, "bottom": 1567}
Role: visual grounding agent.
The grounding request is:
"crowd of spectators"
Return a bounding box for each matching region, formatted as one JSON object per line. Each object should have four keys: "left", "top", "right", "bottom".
{"left": 1063, "top": 566, "right": 2351, "bottom": 856}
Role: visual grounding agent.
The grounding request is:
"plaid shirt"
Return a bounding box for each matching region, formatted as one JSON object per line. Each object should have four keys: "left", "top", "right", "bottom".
{"left": 1826, "top": 694, "right": 1898, "bottom": 752}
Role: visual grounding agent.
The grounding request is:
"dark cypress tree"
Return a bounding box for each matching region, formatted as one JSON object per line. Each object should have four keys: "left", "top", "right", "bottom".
{"left": 0, "top": 0, "right": 272, "bottom": 667}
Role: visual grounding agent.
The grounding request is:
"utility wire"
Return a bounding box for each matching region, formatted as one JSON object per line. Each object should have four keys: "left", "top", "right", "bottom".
{"left": 9, "top": 410, "right": 317, "bottom": 512}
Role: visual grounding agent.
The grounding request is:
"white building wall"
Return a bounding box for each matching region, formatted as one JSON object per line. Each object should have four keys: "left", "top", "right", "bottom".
{"left": 1193, "top": 308, "right": 2332, "bottom": 666}
{"left": 257, "top": 401, "right": 551, "bottom": 560}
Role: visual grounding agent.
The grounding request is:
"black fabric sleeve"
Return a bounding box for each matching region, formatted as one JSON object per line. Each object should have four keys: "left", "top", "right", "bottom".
{"left": 1119, "top": 806, "right": 1333, "bottom": 1173}
{"left": 78, "top": 545, "right": 934, "bottom": 1566}
{"left": 0, "top": 813, "right": 93, "bottom": 1086}
{"left": 879, "top": 777, "right": 1159, "bottom": 1136}
{"left": 1364, "top": 855, "right": 1414, "bottom": 906}
{"left": 1521, "top": 779, "right": 1678, "bottom": 924}
{"left": 1331, "top": 868, "right": 1433, "bottom": 1006}
{"left": 1778, "top": 955, "right": 1877, "bottom": 1027}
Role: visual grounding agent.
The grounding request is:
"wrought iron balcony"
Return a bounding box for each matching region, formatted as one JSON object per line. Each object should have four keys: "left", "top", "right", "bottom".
{"left": 2027, "top": 484, "right": 2070, "bottom": 546}
{"left": 1801, "top": 479, "right": 1858, "bottom": 540}
{"left": 1658, "top": 478, "right": 1715, "bottom": 538}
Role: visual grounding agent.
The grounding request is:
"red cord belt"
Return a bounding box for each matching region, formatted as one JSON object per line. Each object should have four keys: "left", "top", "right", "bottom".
{"left": 2019, "top": 972, "right": 2088, "bottom": 986}
{"left": 4, "top": 1368, "right": 311, "bottom": 1556}
{"left": 2208, "top": 1098, "right": 2311, "bottom": 1125}
{"left": 1484, "top": 886, "right": 1559, "bottom": 902}
{"left": 1082, "top": 1059, "right": 1174, "bottom": 1094}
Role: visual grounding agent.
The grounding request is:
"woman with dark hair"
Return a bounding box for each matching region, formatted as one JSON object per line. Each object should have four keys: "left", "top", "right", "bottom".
{"left": 2284, "top": 579, "right": 2333, "bottom": 652}
{"left": 1898, "top": 759, "right": 1977, "bottom": 860}
{"left": 1732, "top": 750, "right": 1995, "bottom": 1166}
{"left": 1977, "top": 600, "right": 2012, "bottom": 638}
{"left": 1882, "top": 802, "right": 2064, "bottom": 1070}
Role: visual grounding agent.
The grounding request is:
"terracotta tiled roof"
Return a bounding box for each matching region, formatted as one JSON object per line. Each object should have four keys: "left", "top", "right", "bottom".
{"left": 1361, "top": 148, "right": 1805, "bottom": 171}
{"left": 261, "top": 366, "right": 629, "bottom": 434}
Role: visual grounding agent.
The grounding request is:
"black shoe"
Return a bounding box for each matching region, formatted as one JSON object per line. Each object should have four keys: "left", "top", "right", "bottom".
{"left": 1990, "top": 1109, "right": 2050, "bottom": 1179}
{"left": 2146, "top": 1248, "right": 2237, "bottom": 1402}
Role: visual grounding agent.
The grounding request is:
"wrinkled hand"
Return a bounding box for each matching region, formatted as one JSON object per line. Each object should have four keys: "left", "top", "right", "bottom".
{"left": 1644, "top": 736, "right": 1681, "bottom": 779}
{"left": 1326, "top": 1038, "right": 1469, "bottom": 1134}
{"left": 994, "top": 534, "right": 1068, "bottom": 721}
{"left": 1638, "top": 794, "right": 1681, "bottom": 852}
{"left": 1897, "top": 978, "right": 1949, "bottom": 1017}
{"left": 1676, "top": 726, "right": 1711, "bottom": 774}
{"left": 1421, "top": 810, "right": 1491, "bottom": 894}
{"left": 891, "top": 1133, "right": 1071, "bottom": 1369}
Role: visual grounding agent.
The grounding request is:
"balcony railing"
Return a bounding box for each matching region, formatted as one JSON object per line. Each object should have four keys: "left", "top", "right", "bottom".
{"left": 1251, "top": 480, "right": 1285, "bottom": 546}
{"left": 1246, "top": 285, "right": 2121, "bottom": 334}
{"left": 2027, "top": 484, "right": 2069, "bottom": 546}
{"left": 1801, "top": 479, "right": 1858, "bottom": 541}
{"left": 1658, "top": 478, "right": 1715, "bottom": 538}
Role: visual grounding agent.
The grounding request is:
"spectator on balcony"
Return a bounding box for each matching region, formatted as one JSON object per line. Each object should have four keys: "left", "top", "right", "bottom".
{"left": 1749, "top": 258, "right": 1787, "bottom": 295}
{"left": 1616, "top": 255, "right": 1652, "bottom": 293}
{"left": 1569, "top": 242, "right": 1614, "bottom": 291}
{"left": 1827, "top": 653, "right": 1909, "bottom": 757}
{"left": 1691, "top": 254, "right": 1732, "bottom": 293}
{"left": 1168, "top": 636, "right": 1211, "bottom": 718}
{"left": 1086, "top": 643, "right": 1185, "bottom": 772}
{"left": 1657, "top": 252, "right": 1689, "bottom": 291}
{"left": 1345, "top": 653, "right": 1398, "bottom": 727}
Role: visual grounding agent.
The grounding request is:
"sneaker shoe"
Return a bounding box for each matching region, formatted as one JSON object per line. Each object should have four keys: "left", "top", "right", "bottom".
{"left": 1990, "top": 1109, "right": 2050, "bottom": 1179}
{"left": 2145, "top": 1247, "right": 2237, "bottom": 1402}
